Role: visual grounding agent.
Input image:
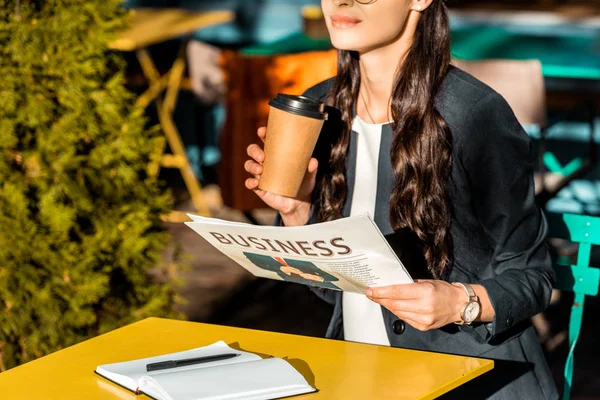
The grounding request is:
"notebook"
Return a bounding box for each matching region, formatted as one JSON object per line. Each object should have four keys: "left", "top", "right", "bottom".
{"left": 94, "top": 341, "right": 316, "bottom": 400}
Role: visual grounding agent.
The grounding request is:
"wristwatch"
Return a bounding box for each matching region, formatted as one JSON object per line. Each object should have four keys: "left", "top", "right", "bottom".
{"left": 452, "top": 282, "right": 481, "bottom": 325}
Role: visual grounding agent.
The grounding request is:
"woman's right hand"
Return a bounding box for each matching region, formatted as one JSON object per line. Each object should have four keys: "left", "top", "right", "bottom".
{"left": 245, "top": 127, "right": 318, "bottom": 227}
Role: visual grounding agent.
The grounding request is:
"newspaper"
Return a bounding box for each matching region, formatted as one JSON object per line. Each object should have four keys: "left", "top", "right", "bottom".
{"left": 185, "top": 214, "right": 413, "bottom": 294}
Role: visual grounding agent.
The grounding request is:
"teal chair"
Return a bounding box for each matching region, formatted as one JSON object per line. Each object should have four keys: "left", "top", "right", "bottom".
{"left": 546, "top": 212, "right": 600, "bottom": 400}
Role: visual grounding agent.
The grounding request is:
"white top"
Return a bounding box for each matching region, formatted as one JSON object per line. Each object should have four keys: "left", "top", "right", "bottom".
{"left": 342, "top": 115, "right": 391, "bottom": 346}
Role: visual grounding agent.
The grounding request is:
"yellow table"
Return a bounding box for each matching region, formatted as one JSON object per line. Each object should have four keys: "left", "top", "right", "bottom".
{"left": 0, "top": 318, "right": 493, "bottom": 399}
{"left": 110, "top": 9, "right": 234, "bottom": 220}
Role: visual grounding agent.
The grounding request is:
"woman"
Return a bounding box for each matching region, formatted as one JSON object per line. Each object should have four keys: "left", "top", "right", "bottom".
{"left": 244, "top": 0, "right": 557, "bottom": 398}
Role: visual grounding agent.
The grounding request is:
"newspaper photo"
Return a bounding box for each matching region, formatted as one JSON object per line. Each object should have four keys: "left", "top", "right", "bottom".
{"left": 185, "top": 214, "right": 413, "bottom": 294}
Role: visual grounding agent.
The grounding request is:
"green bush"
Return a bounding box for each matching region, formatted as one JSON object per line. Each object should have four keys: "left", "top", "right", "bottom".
{"left": 0, "top": 0, "right": 183, "bottom": 370}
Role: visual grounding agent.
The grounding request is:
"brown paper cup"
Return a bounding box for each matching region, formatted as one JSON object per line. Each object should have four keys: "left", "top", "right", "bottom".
{"left": 258, "top": 107, "right": 325, "bottom": 197}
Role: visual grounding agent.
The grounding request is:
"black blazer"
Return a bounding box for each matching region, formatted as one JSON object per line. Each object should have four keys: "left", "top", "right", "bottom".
{"left": 300, "top": 66, "right": 558, "bottom": 399}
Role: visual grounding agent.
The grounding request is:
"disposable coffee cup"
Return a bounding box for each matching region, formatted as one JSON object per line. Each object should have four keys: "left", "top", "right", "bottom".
{"left": 258, "top": 94, "right": 328, "bottom": 198}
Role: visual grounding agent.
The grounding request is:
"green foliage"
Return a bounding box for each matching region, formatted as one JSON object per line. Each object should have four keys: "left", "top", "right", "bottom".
{"left": 0, "top": 0, "right": 183, "bottom": 370}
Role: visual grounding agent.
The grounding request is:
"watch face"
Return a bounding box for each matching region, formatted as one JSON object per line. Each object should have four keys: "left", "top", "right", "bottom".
{"left": 464, "top": 302, "right": 481, "bottom": 323}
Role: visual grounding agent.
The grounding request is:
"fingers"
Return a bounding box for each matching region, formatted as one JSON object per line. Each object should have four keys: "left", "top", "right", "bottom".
{"left": 245, "top": 128, "right": 266, "bottom": 175}
{"left": 393, "top": 313, "right": 438, "bottom": 332}
{"left": 245, "top": 177, "right": 259, "bottom": 190}
{"left": 372, "top": 298, "right": 424, "bottom": 314}
{"left": 257, "top": 126, "right": 266, "bottom": 142}
{"left": 244, "top": 178, "right": 269, "bottom": 199}
{"left": 366, "top": 280, "right": 455, "bottom": 331}
{"left": 371, "top": 299, "right": 440, "bottom": 331}
{"left": 307, "top": 158, "right": 318, "bottom": 174}
{"left": 246, "top": 143, "right": 264, "bottom": 163}
{"left": 244, "top": 159, "right": 263, "bottom": 177}
{"left": 367, "top": 282, "right": 428, "bottom": 300}
{"left": 245, "top": 127, "right": 273, "bottom": 203}
{"left": 245, "top": 144, "right": 264, "bottom": 186}
{"left": 300, "top": 158, "right": 319, "bottom": 195}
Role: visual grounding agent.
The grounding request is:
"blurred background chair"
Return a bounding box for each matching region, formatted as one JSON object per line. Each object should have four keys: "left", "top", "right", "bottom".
{"left": 544, "top": 212, "right": 600, "bottom": 400}
{"left": 218, "top": 48, "right": 337, "bottom": 222}
{"left": 454, "top": 59, "right": 597, "bottom": 207}
{"left": 182, "top": 0, "right": 322, "bottom": 186}
{"left": 110, "top": 7, "right": 235, "bottom": 219}
{"left": 452, "top": 59, "right": 547, "bottom": 126}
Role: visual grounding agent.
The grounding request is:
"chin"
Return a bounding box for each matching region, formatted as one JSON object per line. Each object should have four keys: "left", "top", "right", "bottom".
{"left": 328, "top": 32, "right": 369, "bottom": 52}
{"left": 329, "top": 32, "right": 375, "bottom": 52}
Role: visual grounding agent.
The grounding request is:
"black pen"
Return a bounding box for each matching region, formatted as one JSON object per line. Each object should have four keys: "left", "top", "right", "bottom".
{"left": 146, "top": 353, "right": 240, "bottom": 372}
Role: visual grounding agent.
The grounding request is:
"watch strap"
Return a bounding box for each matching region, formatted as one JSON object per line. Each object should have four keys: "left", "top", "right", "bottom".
{"left": 452, "top": 282, "right": 479, "bottom": 325}
{"left": 453, "top": 282, "right": 476, "bottom": 299}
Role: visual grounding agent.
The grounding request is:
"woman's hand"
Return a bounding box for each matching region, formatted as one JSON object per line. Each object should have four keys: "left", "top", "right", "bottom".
{"left": 366, "top": 280, "right": 467, "bottom": 331}
{"left": 245, "top": 126, "right": 318, "bottom": 227}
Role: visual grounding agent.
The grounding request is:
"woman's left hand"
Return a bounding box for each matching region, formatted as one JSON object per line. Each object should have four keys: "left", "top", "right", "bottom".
{"left": 366, "top": 280, "right": 466, "bottom": 331}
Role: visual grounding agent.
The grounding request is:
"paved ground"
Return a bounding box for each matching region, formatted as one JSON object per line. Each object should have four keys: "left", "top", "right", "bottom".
{"left": 166, "top": 184, "right": 600, "bottom": 399}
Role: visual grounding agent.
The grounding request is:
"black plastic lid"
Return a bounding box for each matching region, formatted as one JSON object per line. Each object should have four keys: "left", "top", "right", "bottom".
{"left": 268, "top": 94, "right": 328, "bottom": 120}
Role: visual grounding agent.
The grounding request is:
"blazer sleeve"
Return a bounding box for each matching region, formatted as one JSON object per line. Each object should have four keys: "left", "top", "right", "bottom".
{"left": 457, "top": 91, "right": 555, "bottom": 343}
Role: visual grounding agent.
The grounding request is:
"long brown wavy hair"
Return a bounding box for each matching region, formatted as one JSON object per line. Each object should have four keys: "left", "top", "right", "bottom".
{"left": 314, "top": 0, "right": 453, "bottom": 278}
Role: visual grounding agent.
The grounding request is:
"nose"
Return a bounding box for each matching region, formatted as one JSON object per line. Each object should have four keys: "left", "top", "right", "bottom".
{"left": 332, "top": 0, "right": 354, "bottom": 7}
